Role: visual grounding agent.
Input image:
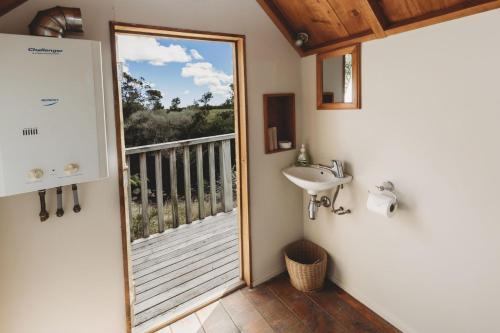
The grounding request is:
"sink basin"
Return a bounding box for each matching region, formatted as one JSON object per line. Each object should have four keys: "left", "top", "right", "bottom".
{"left": 282, "top": 166, "right": 352, "bottom": 195}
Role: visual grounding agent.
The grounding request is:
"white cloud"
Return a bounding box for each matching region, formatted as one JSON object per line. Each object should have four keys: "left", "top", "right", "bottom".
{"left": 121, "top": 62, "right": 130, "bottom": 74}
{"left": 117, "top": 34, "right": 192, "bottom": 66}
{"left": 181, "top": 62, "right": 233, "bottom": 96}
{"left": 184, "top": 90, "right": 190, "bottom": 95}
{"left": 190, "top": 49, "right": 204, "bottom": 60}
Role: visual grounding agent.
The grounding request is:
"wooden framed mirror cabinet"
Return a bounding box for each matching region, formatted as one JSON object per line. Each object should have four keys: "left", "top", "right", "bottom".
{"left": 317, "top": 44, "right": 361, "bottom": 110}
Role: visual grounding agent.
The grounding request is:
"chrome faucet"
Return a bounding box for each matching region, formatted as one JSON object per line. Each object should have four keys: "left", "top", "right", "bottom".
{"left": 316, "top": 160, "right": 344, "bottom": 178}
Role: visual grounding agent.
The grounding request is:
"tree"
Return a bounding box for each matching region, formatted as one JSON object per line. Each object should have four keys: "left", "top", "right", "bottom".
{"left": 124, "top": 109, "right": 194, "bottom": 147}
{"left": 198, "top": 91, "right": 213, "bottom": 112}
{"left": 121, "top": 73, "right": 236, "bottom": 146}
{"left": 223, "top": 83, "right": 234, "bottom": 108}
{"left": 169, "top": 97, "right": 181, "bottom": 112}
{"left": 146, "top": 89, "right": 164, "bottom": 110}
{"left": 191, "top": 99, "right": 200, "bottom": 109}
{"left": 121, "top": 72, "right": 165, "bottom": 119}
{"left": 121, "top": 72, "right": 146, "bottom": 120}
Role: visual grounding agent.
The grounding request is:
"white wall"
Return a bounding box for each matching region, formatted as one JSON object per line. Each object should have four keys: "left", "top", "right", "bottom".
{"left": 0, "top": 1, "right": 303, "bottom": 332}
{"left": 300, "top": 9, "right": 500, "bottom": 333}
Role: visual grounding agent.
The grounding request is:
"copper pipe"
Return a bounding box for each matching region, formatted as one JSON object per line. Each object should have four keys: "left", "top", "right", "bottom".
{"left": 29, "top": 6, "right": 83, "bottom": 38}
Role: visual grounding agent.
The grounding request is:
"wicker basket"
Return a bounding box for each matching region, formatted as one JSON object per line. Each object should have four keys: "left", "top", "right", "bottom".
{"left": 284, "top": 240, "right": 327, "bottom": 292}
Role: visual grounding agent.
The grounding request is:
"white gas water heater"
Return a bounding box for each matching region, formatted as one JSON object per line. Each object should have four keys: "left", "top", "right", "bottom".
{"left": 0, "top": 31, "right": 109, "bottom": 220}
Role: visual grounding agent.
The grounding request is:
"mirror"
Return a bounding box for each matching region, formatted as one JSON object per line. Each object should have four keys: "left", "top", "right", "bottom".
{"left": 317, "top": 45, "right": 360, "bottom": 110}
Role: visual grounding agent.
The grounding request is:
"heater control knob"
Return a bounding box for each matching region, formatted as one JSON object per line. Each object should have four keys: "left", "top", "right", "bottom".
{"left": 64, "top": 163, "right": 80, "bottom": 175}
{"left": 28, "top": 168, "right": 44, "bottom": 181}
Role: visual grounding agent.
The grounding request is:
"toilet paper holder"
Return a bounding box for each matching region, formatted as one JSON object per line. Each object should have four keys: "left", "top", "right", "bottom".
{"left": 368, "top": 181, "right": 398, "bottom": 217}
{"left": 373, "top": 181, "right": 397, "bottom": 202}
{"left": 368, "top": 181, "right": 399, "bottom": 204}
{"left": 376, "top": 181, "right": 395, "bottom": 193}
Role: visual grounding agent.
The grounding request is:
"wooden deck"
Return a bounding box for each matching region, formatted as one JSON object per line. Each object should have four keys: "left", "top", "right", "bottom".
{"left": 131, "top": 211, "right": 241, "bottom": 333}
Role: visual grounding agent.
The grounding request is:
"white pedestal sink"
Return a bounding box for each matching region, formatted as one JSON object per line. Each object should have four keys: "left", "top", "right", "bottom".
{"left": 282, "top": 165, "right": 352, "bottom": 195}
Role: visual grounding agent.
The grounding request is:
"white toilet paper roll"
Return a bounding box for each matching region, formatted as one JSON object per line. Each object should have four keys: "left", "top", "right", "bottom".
{"left": 367, "top": 191, "right": 398, "bottom": 217}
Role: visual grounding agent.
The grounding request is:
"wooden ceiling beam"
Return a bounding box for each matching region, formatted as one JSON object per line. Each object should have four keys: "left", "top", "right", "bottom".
{"left": 385, "top": 0, "right": 500, "bottom": 36}
{"left": 302, "top": 31, "right": 377, "bottom": 56}
{"left": 258, "top": 0, "right": 500, "bottom": 57}
{"left": 359, "top": 0, "right": 388, "bottom": 37}
{"left": 256, "top": 0, "right": 305, "bottom": 56}
{"left": 0, "top": 0, "right": 28, "bottom": 18}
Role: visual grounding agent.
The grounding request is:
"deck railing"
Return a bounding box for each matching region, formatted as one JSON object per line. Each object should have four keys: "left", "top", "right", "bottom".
{"left": 125, "top": 133, "right": 235, "bottom": 240}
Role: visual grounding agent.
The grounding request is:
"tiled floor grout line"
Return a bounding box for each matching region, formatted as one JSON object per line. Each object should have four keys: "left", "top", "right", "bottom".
{"left": 191, "top": 312, "right": 207, "bottom": 333}
{"left": 193, "top": 312, "right": 204, "bottom": 333}
{"left": 219, "top": 293, "right": 243, "bottom": 333}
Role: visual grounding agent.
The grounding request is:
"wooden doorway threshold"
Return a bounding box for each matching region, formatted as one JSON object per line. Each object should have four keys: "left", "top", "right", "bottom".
{"left": 136, "top": 280, "right": 245, "bottom": 333}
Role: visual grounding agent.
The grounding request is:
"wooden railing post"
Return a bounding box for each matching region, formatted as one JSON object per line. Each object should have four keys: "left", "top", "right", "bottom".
{"left": 139, "top": 152, "right": 149, "bottom": 238}
{"left": 125, "top": 134, "right": 236, "bottom": 237}
{"left": 155, "top": 151, "right": 164, "bottom": 233}
{"left": 219, "top": 140, "right": 233, "bottom": 212}
{"left": 196, "top": 144, "right": 205, "bottom": 219}
{"left": 126, "top": 156, "right": 133, "bottom": 227}
{"left": 169, "top": 149, "right": 179, "bottom": 228}
{"left": 208, "top": 143, "right": 217, "bottom": 216}
{"left": 183, "top": 146, "right": 192, "bottom": 224}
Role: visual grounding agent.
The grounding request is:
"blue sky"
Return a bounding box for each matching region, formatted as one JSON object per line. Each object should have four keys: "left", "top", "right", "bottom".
{"left": 117, "top": 34, "right": 234, "bottom": 107}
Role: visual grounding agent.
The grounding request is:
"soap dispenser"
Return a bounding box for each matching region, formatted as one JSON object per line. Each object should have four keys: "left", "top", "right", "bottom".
{"left": 296, "top": 144, "right": 309, "bottom": 166}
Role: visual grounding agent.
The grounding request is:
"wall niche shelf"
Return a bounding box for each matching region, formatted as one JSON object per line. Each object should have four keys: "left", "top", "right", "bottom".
{"left": 263, "top": 93, "right": 296, "bottom": 154}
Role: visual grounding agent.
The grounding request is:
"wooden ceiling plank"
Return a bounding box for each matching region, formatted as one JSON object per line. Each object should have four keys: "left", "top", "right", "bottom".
{"left": 381, "top": 0, "right": 475, "bottom": 23}
{"left": 325, "top": 0, "right": 350, "bottom": 36}
{"left": 386, "top": 0, "right": 500, "bottom": 36}
{"left": 359, "top": 0, "right": 389, "bottom": 37}
{"left": 273, "top": 0, "right": 350, "bottom": 47}
{"left": 256, "top": 0, "right": 305, "bottom": 56}
{"left": 381, "top": 0, "right": 422, "bottom": 23}
{"left": 324, "top": 0, "right": 372, "bottom": 35}
{"left": 0, "top": 0, "right": 28, "bottom": 17}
